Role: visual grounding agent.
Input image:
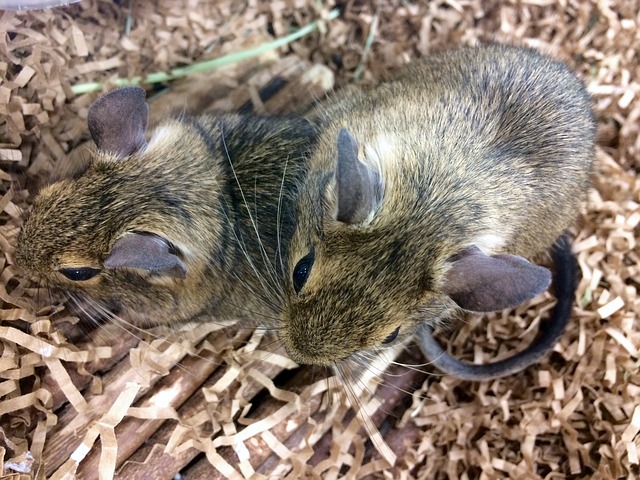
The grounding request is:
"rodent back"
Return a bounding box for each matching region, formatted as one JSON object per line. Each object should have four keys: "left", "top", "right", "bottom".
{"left": 280, "top": 45, "right": 595, "bottom": 366}
{"left": 315, "top": 45, "right": 593, "bottom": 255}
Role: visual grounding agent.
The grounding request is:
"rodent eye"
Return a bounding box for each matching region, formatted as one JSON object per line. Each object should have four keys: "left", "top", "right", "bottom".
{"left": 58, "top": 267, "right": 101, "bottom": 281}
{"left": 382, "top": 326, "right": 400, "bottom": 345}
{"left": 292, "top": 249, "right": 315, "bottom": 294}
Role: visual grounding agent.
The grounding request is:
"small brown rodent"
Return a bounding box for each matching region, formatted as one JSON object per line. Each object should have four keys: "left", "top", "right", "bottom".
{"left": 279, "top": 44, "right": 595, "bottom": 379}
{"left": 15, "top": 87, "right": 318, "bottom": 327}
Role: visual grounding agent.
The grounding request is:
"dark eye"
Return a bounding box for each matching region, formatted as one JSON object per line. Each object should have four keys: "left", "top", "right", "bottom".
{"left": 58, "top": 267, "right": 101, "bottom": 281}
{"left": 382, "top": 326, "right": 400, "bottom": 345}
{"left": 292, "top": 249, "right": 315, "bottom": 294}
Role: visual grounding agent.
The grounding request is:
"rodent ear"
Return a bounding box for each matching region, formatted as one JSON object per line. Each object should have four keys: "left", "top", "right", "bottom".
{"left": 87, "top": 86, "right": 149, "bottom": 158}
{"left": 442, "top": 247, "right": 552, "bottom": 312}
{"left": 335, "top": 128, "right": 383, "bottom": 225}
{"left": 104, "top": 233, "right": 187, "bottom": 279}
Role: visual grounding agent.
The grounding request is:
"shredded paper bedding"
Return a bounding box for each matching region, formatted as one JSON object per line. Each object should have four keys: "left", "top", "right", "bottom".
{"left": 0, "top": 1, "right": 638, "bottom": 478}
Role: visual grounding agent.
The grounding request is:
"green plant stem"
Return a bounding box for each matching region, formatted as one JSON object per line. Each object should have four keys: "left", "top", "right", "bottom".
{"left": 71, "top": 8, "right": 340, "bottom": 95}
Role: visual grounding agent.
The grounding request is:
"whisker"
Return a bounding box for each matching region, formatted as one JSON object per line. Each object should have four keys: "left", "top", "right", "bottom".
{"left": 69, "top": 295, "right": 139, "bottom": 342}
{"left": 211, "top": 177, "right": 281, "bottom": 313}
{"left": 388, "top": 357, "right": 444, "bottom": 373}
{"left": 209, "top": 171, "right": 282, "bottom": 313}
{"left": 250, "top": 335, "right": 286, "bottom": 353}
{"left": 332, "top": 358, "right": 394, "bottom": 463}
{"left": 219, "top": 122, "right": 282, "bottom": 302}
{"left": 275, "top": 154, "right": 291, "bottom": 279}
{"left": 80, "top": 298, "right": 236, "bottom": 376}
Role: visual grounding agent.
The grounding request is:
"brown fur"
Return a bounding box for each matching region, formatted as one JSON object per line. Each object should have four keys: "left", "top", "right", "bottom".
{"left": 280, "top": 45, "right": 595, "bottom": 365}
{"left": 15, "top": 112, "right": 318, "bottom": 326}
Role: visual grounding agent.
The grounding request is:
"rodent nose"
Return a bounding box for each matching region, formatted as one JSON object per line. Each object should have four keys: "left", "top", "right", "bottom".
{"left": 283, "top": 335, "right": 341, "bottom": 366}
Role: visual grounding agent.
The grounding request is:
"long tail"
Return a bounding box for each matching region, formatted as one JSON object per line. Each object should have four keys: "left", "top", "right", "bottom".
{"left": 418, "top": 233, "right": 576, "bottom": 381}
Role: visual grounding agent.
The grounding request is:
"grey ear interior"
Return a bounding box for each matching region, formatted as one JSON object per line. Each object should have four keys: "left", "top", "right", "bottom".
{"left": 104, "top": 233, "right": 187, "bottom": 279}
{"left": 442, "top": 246, "right": 551, "bottom": 312}
{"left": 87, "top": 86, "right": 149, "bottom": 158}
{"left": 335, "top": 128, "right": 383, "bottom": 225}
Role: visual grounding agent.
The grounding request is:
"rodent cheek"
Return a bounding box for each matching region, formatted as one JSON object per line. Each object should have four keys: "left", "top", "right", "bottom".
{"left": 146, "top": 275, "right": 187, "bottom": 288}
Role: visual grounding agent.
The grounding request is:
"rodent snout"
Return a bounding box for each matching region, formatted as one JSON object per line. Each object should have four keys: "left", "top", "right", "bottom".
{"left": 282, "top": 334, "right": 344, "bottom": 366}
{"left": 281, "top": 314, "right": 357, "bottom": 366}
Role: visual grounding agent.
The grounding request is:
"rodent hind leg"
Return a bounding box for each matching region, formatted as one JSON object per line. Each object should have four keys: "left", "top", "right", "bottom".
{"left": 418, "top": 234, "right": 576, "bottom": 381}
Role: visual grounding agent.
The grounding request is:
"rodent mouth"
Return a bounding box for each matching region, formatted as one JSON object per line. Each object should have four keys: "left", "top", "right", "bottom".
{"left": 91, "top": 299, "right": 156, "bottom": 327}
{"left": 282, "top": 341, "right": 335, "bottom": 367}
{"left": 282, "top": 335, "right": 352, "bottom": 367}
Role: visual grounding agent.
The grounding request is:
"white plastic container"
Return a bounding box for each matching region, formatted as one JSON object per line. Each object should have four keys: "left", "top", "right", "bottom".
{"left": 0, "top": 0, "right": 82, "bottom": 10}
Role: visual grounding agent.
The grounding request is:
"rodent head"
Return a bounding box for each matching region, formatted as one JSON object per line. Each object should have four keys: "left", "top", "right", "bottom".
{"left": 280, "top": 128, "right": 552, "bottom": 366}
{"left": 15, "top": 87, "right": 222, "bottom": 324}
